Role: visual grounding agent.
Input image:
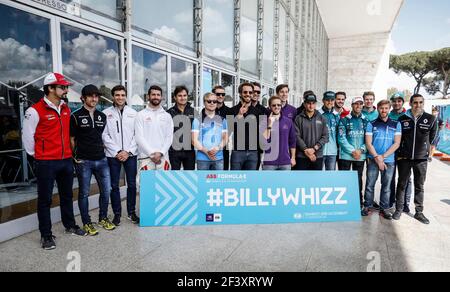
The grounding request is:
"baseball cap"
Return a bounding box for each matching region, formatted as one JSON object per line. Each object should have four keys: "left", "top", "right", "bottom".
{"left": 323, "top": 91, "right": 336, "bottom": 100}
{"left": 81, "top": 84, "right": 101, "bottom": 97}
{"left": 390, "top": 92, "right": 405, "bottom": 102}
{"left": 44, "top": 73, "right": 73, "bottom": 86}
{"left": 352, "top": 96, "right": 364, "bottom": 104}
{"left": 304, "top": 94, "right": 318, "bottom": 103}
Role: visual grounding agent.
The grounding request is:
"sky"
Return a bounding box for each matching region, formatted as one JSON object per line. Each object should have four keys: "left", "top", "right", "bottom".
{"left": 388, "top": 0, "right": 450, "bottom": 98}
{"left": 391, "top": 0, "right": 450, "bottom": 54}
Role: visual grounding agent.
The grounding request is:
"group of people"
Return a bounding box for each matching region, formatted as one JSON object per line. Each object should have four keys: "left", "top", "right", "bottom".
{"left": 22, "top": 72, "right": 439, "bottom": 250}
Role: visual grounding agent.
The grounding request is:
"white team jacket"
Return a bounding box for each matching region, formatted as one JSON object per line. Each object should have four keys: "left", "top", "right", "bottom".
{"left": 135, "top": 106, "right": 174, "bottom": 160}
{"left": 102, "top": 105, "right": 138, "bottom": 158}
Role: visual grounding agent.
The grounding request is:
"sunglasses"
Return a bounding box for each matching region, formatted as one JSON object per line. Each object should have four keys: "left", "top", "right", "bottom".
{"left": 242, "top": 91, "right": 253, "bottom": 95}
{"left": 254, "top": 91, "right": 261, "bottom": 94}
{"left": 206, "top": 100, "right": 218, "bottom": 104}
{"left": 271, "top": 104, "right": 282, "bottom": 108}
{"left": 215, "top": 93, "right": 226, "bottom": 97}
{"left": 56, "top": 85, "right": 69, "bottom": 90}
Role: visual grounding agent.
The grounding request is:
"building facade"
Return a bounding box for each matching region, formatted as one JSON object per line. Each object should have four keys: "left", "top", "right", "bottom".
{"left": 0, "top": 0, "right": 401, "bottom": 241}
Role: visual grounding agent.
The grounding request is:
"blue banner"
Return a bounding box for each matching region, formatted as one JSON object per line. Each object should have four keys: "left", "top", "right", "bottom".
{"left": 437, "top": 105, "right": 450, "bottom": 155}
{"left": 140, "top": 171, "right": 361, "bottom": 227}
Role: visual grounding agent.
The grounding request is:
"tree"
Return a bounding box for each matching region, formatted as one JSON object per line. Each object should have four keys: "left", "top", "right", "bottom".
{"left": 387, "top": 87, "right": 398, "bottom": 98}
{"left": 423, "top": 48, "right": 450, "bottom": 98}
{"left": 390, "top": 51, "right": 435, "bottom": 94}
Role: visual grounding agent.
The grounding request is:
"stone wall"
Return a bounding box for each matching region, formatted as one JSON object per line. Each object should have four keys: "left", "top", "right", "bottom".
{"left": 327, "top": 32, "right": 392, "bottom": 102}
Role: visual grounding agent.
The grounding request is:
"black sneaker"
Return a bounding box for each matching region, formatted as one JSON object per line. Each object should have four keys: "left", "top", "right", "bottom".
{"left": 41, "top": 236, "right": 56, "bottom": 250}
{"left": 128, "top": 213, "right": 140, "bottom": 225}
{"left": 414, "top": 213, "right": 430, "bottom": 225}
{"left": 393, "top": 210, "right": 402, "bottom": 221}
{"left": 113, "top": 215, "right": 121, "bottom": 226}
{"left": 361, "top": 207, "right": 371, "bottom": 217}
{"left": 403, "top": 205, "right": 411, "bottom": 214}
{"left": 65, "top": 226, "right": 87, "bottom": 237}
{"left": 380, "top": 210, "right": 393, "bottom": 220}
{"left": 372, "top": 202, "right": 381, "bottom": 211}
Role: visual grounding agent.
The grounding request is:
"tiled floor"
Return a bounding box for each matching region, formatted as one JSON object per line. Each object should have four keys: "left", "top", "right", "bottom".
{"left": 0, "top": 160, "right": 449, "bottom": 272}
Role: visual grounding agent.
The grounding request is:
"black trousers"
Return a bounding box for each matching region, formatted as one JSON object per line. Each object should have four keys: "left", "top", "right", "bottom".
{"left": 36, "top": 159, "right": 77, "bottom": 238}
{"left": 396, "top": 159, "right": 428, "bottom": 213}
{"left": 295, "top": 157, "right": 324, "bottom": 171}
{"left": 169, "top": 151, "right": 196, "bottom": 170}
{"left": 339, "top": 160, "right": 365, "bottom": 206}
{"left": 223, "top": 150, "right": 230, "bottom": 171}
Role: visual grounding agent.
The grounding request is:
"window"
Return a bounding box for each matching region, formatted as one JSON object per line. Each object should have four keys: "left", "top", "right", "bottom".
{"left": 0, "top": 4, "right": 53, "bottom": 222}
{"left": 0, "top": 4, "right": 52, "bottom": 92}
{"left": 278, "top": 7, "right": 287, "bottom": 83}
{"left": 221, "top": 73, "right": 235, "bottom": 107}
{"left": 132, "top": 46, "right": 168, "bottom": 108}
{"left": 60, "top": 24, "right": 121, "bottom": 109}
{"left": 63, "top": 0, "right": 119, "bottom": 19}
{"left": 261, "top": 85, "right": 269, "bottom": 108}
{"left": 171, "top": 58, "right": 196, "bottom": 106}
{"left": 240, "top": 0, "right": 258, "bottom": 74}
{"left": 204, "top": 0, "right": 234, "bottom": 64}
{"left": 133, "top": 0, "right": 194, "bottom": 50}
{"left": 289, "top": 20, "right": 296, "bottom": 90}
{"left": 263, "top": 0, "right": 274, "bottom": 82}
{"left": 202, "top": 68, "right": 220, "bottom": 97}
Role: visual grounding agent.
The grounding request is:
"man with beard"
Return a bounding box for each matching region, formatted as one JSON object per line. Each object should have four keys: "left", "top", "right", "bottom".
{"left": 230, "top": 83, "right": 260, "bottom": 170}
{"left": 23, "top": 73, "right": 86, "bottom": 250}
{"left": 167, "top": 85, "right": 197, "bottom": 170}
{"left": 103, "top": 85, "right": 139, "bottom": 226}
{"left": 335, "top": 91, "right": 350, "bottom": 119}
{"left": 135, "top": 85, "right": 174, "bottom": 172}
{"left": 71, "top": 85, "right": 115, "bottom": 236}
{"left": 251, "top": 82, "right": 269, "bottom": 170}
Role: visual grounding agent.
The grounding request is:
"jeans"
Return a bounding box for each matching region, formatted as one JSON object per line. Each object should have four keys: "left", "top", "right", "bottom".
{"left": 323, "top": 155, "right": 337, "bottom": 171}
{"left": 396, "top": 159, "right": 428, "bottom": 214}
{"left": 36, "top": 159, "right": 77, "bottom": 238}
{"left": 295, "top": 158, "right": 324, "bottom": 171}
{"left": 231, "top": 151, "right": 259, "bottom": 170}
{"left": 364, "top": 159, "right": 395, "bottom": 210}
{"left": 339, "top": 160, "right": 365, "bottom": 205}
{"left": 262, "top": 165, "right": 292, "bottom": 171}
{"left": 108, "top": 156, "right": 137, "bottom": 217}
{"left": 75, "top": 158, "right": 111, "bottom": 225}
{"left": 169, "top": 151, "right": 196, "bottom": 170}
{"left": 197, "top": 160, "right": 224, "bottom": 170}
{"left": 390, "top": 163, "right": 412, "bottom": 209}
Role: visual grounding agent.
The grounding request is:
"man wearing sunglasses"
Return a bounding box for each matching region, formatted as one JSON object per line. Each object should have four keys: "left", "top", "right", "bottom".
{"left": 250, "top": 82, "right": 268, "bottom": 115}
{"left": 230, "top": 83, "right": 260, "bottom": 170}
{"left": 192, "top": 93, "right": 228, "bottom": 170}
{"left": 213, "top": 85, "right": 231, "bottom": 170}
{"left": 23, "top": 73, "right": 86, "bottom": 250}
{"left": 213, "top": 85, "right": 231, "bottom": 119}
{"left": 251, "top": 82, "right": 269, "bottom": 170}
{"left": 389, "top": 92, "right": 412, "bottom": 212}
{"left": 393, "top": 94, "right": 438, "bottom": 224}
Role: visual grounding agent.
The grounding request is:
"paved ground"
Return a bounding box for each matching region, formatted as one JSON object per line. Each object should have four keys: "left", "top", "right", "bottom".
{"left": 0, "top": 159, "right": 449, "bottom": 272}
